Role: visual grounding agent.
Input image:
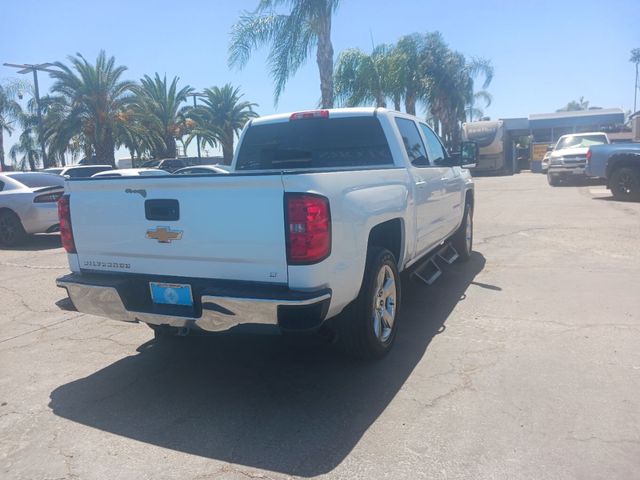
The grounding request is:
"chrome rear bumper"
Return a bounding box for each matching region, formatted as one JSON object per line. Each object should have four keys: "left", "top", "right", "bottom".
{"left": 56, "top": 273, "right": 331, "bottom": 333}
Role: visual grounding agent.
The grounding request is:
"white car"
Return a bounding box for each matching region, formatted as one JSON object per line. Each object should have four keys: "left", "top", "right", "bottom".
{"left": 57, "top": 108, "right": 476, "bottom": 359}
{"left": 59, "top": 165, "right": 113, "bottom": 178}
{"left": 91, "top": 168, "right": 171, "bottom": 178}
{"left": 172, "top": 165, "right": 229, "bottom": 175}
{"left": 547, "top": 132, "right": 609, "bottom": 186}
{"left": 0, "top": 172, "right": 65, "bottom": 246}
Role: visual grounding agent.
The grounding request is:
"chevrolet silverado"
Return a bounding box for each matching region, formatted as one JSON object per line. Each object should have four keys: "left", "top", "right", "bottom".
{"left": 56, "top": 108, "right": 476, "bottom": 359}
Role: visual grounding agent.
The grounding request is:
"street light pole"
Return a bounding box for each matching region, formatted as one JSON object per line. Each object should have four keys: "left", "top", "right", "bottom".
{"left": 191, "top": 92, "right": 206, "bottom": 160}
{"left": 3, "top": 62, "right": 57, "bottom": 168}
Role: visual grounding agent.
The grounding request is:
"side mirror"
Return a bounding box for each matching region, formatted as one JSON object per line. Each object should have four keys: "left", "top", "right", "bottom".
{"left": 546, "top": 145, "right": 554, "bottom": 152}
{"left": 459, "top": 141, "right": 478, "bottom": 168}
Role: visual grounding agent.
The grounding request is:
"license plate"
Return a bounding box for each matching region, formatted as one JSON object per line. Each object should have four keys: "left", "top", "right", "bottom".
{"left": 149, "top": 282, "right": 193, "bottom": 306}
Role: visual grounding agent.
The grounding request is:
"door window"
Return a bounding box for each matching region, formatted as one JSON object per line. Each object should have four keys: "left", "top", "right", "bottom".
{"left": 419, "top": 123, "right": 447, "bottom": 165}
{"left": 394, "top": 118, "right": 429, "bottom": 167}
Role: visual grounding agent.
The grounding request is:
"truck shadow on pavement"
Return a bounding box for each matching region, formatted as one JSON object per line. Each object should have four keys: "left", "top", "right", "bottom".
{"left": 3, "top": 233, "right": 61, "bottom": 251}
{"left": 49, "top": 252, "right": 486, "bottom": 477}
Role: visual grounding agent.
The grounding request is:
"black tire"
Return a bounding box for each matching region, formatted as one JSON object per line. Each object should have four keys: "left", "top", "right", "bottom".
{"left": 610, "top": 167, "right": 640, "bottom": 202}
{"left": 0, "top": 210, "right": 27, "bottom": 247}
{"left": 336, "top": 247, "right": 401, "bottom": 360}
{"left": 451, "top": 203, "right": 473, "bottom": 262}
{"left": 547, "top": 175, "right": 560, "bottom": 186}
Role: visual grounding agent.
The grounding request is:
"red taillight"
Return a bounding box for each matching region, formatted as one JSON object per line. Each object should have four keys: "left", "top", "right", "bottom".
{"left": 586, "top": 149, "right": 592, "bottom": 164}
{"left": 34, "top": 192, "right": 63, "bottom": 203}
{"left": 57, "top": 195, "right": 76, "bottom": 253}
{"left": 289, "top": 110, "right": 329, "bottom": 121}
{"left": 285, "top": 193, "right": 331, "bottom": 264}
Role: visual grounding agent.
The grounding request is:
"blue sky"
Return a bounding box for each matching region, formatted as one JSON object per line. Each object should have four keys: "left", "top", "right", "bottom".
{"left": 1, "top": 0, "right": 638, "bottom": 159}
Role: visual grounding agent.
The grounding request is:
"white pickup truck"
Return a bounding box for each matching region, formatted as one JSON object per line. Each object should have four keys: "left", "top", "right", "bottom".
{"left": 56, "top": 108, "right": 476, "bottom": 359}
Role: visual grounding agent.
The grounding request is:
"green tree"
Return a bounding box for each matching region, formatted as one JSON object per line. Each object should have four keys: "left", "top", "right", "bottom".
{"left": 421, "top": 33, "right": 493, "bottom": 146}
{"left": 631, "top": 48, "right": 640, "bottom": 112}
{"left": 188, "top": 84, "right": 258, "bottom": 164}
{"left": 9, "top": 111, "right": 40, "bottom": 171}
{"left": 0, "top": 81, "right": 25, "bottom": 171}
{"left": 557, "top": 96, "right": 591, "bottom": 112}
{"left": 49, "top": 51, "right": 134, "bottom": 166}
{"left": 132, "top": 74, "right": 193, "bottom": 158}
{"left": 334, "top": 44, "right": 401, "bottom": 109}
{"left": 229, "top": 0, "right": 341, "bottom": 108}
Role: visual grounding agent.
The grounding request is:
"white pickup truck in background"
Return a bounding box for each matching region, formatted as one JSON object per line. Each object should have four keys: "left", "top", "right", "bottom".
{"left": 56, "top": 108, "right": 476, "bottom": 359}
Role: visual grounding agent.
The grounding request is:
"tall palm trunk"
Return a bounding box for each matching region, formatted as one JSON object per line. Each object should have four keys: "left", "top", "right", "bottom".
{"left": 95, "top": 138, "right": 116, "bottom": 166}
{"left": 316, "top": 7, "right": 334, "bottom": 109}
{"left": 393, "top": 96, "right": 401, "bottom": 112}
{"left": 222, "top": 126, "right": 234, "bottom": 165}
{"left": 28, "top": 152, "right": 36, "bottom": 171}
{"left": 0, "top": 129, "right": 5, "bottom": 171}
{"left": 405, "top": 93, "right": 417, "bottom": 116}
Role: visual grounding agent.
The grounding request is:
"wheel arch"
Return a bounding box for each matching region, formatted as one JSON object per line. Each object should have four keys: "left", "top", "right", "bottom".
{"left": 366, "top": 218, "right": 404, "bottom": 268}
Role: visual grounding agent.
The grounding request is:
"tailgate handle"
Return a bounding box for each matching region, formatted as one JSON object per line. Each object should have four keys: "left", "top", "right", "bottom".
{"left": 145, "top": 199, "right": 180, "bottom": 221}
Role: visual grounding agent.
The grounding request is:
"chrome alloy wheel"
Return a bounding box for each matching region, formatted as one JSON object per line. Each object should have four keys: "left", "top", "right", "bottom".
{"left": 372, "top": 264, "right": 396, "bottom": 343}
{"left": 617, "top": 171, "right": 636, "bottom": 195}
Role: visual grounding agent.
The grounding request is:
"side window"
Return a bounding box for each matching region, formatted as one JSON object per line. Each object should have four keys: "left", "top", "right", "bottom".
{"left": 394, "top": 117, "right": 429, "bottom": 167}
{"left": 0, "top": 181, "right": 4, "bottom": 191}
{"left": 419, "top": 123, "right": 447, "bottom": 165}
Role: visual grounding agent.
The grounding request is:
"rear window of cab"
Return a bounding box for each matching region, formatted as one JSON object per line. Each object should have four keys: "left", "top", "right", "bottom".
{"left": 236, "top": 117, "right": 393, "bottom": 170}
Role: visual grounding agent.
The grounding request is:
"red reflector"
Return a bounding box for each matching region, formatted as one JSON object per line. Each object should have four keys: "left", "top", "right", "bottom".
{"left": 289, "top": 110, "right": 330, "bottom": 121}
{"left": 57, "top": 195, "right": 76, "bottom": 253}
{"left": 286, "top": 193, "right": 331, "bottom": 264}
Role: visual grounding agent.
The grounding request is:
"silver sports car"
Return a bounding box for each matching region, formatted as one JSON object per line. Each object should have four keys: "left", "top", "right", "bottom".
{"left": 0, "top": 172, "right": 65, "bottom": 246}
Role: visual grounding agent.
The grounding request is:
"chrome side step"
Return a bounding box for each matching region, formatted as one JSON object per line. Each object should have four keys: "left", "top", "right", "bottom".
{"left": 413, "top": 258, "right": 442, "bottom": 286}
{"left": 438, "top": 243, "right": 459, "bottom": 265}
{"left": 411, "top": 242, "right": 459, "bottom": 286}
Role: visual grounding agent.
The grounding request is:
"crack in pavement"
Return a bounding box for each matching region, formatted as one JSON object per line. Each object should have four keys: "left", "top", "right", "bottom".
{"left": 0, "top": 315, "right": 85, "bottom": 345}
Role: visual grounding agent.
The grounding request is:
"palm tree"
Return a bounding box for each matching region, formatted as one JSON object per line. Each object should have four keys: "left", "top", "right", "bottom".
{"left": 394, "top": 34, "right": 429, "bottom": 115}
{"left": 0, "top": 81, "right": 25, "bottom": 171}
{"left": 10, "top": 112, "right": 40, "bottom": 171}
{"left": 132, "top": 74, "right": 193, "bottom": 158}
{"left": 630, "top": 48, "right": 640, "bottom": 112}
{"left": 334, "top": 44, "right": 401, "bottom": 109}
{"left": 188, "top": 84, "right": 258, "bottom": 164}
{"left": 229, "top": 0, "right": 341, "bottom": 108}
{"left": 48, "top": 51, "right": 134, "bottom": 166}
{"left": 467, "top": 90, "right": 492, "bottom": 121}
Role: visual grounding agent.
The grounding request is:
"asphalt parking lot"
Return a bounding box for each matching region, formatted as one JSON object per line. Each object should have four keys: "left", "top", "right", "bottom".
{"left": 1, "top": 173, "right": 639, "bottom": 480}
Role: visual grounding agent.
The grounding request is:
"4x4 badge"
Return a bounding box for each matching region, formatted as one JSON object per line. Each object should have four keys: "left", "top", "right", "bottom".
{"left": 146, "top": 226, "right": 183, "bottom": 243}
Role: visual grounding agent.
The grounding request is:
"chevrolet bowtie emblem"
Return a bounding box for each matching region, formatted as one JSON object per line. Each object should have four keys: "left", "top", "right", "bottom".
{"left": 146, "top": 226, "right": 183, "bottom": 243}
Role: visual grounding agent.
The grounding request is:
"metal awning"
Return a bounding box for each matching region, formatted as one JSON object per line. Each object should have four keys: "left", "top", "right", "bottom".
{"left": 529, "top": 108, "right": 625, "bottom": 129}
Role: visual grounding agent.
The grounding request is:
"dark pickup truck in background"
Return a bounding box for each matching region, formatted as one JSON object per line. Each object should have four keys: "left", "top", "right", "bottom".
{"left": 586, "top": 143, "right": 640, "bottom": 201}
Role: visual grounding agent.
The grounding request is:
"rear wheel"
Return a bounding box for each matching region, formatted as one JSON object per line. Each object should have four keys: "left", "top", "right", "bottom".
{"left": 336, "top": 247, "right": 401, "bottom": 360}
{"left": 451, "top": 203, "right": 473, "bottom": 262}
{"left": 0, "top": 210, "right": 27, "bottom": 247}
{"left": 610, "top": 167, "right": 640, "bottom": 201}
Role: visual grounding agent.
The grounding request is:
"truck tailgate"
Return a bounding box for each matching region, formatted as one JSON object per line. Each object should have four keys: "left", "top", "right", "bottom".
{"left": 67, "top": 174, "right": 288, "bottom": 284}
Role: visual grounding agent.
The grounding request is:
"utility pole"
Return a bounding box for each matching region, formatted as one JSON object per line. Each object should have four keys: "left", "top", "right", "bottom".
{"left": 191, "top": 92, "right": 206, "bottom": 159}
{"left": 3, "top": 63, "right": 57, "bottom": 168}
{"left": 635, "top": 61, "right": 638, "bottom": 113}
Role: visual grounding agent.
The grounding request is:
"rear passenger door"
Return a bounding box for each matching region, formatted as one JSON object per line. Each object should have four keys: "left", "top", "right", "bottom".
{"left": 418, "top": 123, "right": 463, "bottom": 236}
{"left": 394, "top": 117, "right": 451, "bottom": 258}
